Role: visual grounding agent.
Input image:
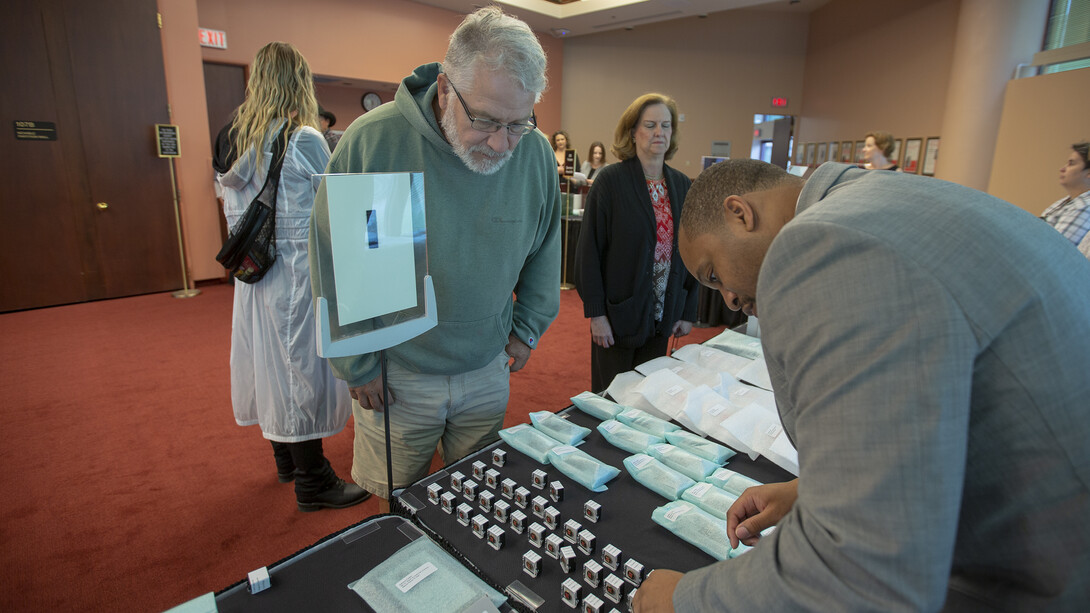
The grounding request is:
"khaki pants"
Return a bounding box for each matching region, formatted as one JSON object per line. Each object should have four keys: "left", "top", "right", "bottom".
{"left": 351, "top": 351, "right": 511, "bottom": 498}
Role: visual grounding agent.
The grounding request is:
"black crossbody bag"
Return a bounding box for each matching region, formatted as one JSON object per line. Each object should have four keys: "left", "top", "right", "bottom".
{"left": 215, "top": 124, "right": 291, "bottom": 284}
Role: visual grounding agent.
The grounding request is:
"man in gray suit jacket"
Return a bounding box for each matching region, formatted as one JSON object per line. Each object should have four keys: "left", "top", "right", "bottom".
{"left": 634, "top": 160, "right": 1090, "bottom": 611}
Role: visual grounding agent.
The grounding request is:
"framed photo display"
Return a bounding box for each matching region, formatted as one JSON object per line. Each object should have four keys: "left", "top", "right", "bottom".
{"left": 806, "top": 142, "right": 816, "bottom": 165}
{"left": 816, "top": 142, "right": 827, "bottom": 164}
{"left": 855, "top": 141, "right": 866, "bottom": 164}
{"left": 891, "top": 139, "right": 903, "bottom": 166}
{"left": 902, "top": 138, "right": 923, "bottom": 174}
{"left": 840, "top": 141, "right": 854, "bottom": 163}
{"left": 828, "top": 142, "right": 839, "bottom": 164}
{"left": 795, "top": 143, "right": 806, "bottom": 165}
{"left": 922, "top": 137, "right": 940, "bottom": 176}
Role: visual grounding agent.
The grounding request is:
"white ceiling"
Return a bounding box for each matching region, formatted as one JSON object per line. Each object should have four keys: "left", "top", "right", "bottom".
{"left": 407, "top": 0, "right": 827, "bottom": 38}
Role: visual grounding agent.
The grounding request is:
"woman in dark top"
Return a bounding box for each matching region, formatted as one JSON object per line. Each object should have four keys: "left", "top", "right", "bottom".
{"left": 575, "top": 93, "right": 699, "bottom": 392}
{"left": 861, "top": 130, "right": 900, "bottom": 171}
{"left": 581, "top": 141, "right": 609, "bottom": 187}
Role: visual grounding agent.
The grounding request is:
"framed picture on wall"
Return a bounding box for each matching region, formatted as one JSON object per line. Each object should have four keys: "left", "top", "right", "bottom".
{"left": 816, "top": 142, "right": 827, "bottom": 164}
{"left": 855, "top": 141, "right": 866, "bottom": 163}
{"left": 891, "top": 139, "right": 903, "bottom": 166}
{"left": 902, "top": 138, "right": 923, "bottom": 174}
{"left": 806, "top": 142, "right": 816, "bottom": 165}
{"left": 840, "top": 141, "right": 854, "bottom": 163}
{"left": 795, "top": 143, "right": 806, "bottom": 165}
{"left": 828, "top": 142, "right": 839, "bottom": 164}
{"left": 922, "top": 137, "right": 940, "bottom": 176}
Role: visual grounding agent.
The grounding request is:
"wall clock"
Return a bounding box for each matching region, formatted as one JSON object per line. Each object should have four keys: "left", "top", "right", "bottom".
{"left": 361, "top": 92, "right": 381, "bottom": 111}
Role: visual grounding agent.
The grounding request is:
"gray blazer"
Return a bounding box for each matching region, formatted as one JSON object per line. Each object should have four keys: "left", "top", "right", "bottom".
{"left": 676, "top": 163, "right": 1090, "bottom": 611}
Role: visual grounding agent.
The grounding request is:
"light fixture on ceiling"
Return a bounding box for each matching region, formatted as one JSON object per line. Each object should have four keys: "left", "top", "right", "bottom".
{"left": 550, "top": 27, "right": 570, "bottom": 38}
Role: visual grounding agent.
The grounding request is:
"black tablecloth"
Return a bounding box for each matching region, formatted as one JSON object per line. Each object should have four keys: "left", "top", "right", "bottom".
{"left": 400, "top": 406, "right": 793, "bottom": 612}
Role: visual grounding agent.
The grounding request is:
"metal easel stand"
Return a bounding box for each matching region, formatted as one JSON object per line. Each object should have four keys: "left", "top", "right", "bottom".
{"left": 167, "top": 158, "right": 200, "bottom": 299}
{"left": 560, "top": 177, "right": 574, "bottom": 290}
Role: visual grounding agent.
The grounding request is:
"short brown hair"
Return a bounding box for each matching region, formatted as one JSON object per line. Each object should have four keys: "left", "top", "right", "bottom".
{"left": 865, "top": 131, "right": 895, "bottom": 158}
{"left": 1073, "top": 142, "right": 1090, "bottom": 168}
{"left": 611, "top": 93, "right": 680, "bottom": 161}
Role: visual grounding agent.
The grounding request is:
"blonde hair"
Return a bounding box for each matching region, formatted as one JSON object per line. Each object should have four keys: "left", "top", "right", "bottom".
{"left": 865, "top": 131, "right": 895, "bottom": 158}
{"left": 611, "top": 93, "right": 679, "bottom": 161}
{"left": 231, "top": 42, "right": 319, "bottom": 164}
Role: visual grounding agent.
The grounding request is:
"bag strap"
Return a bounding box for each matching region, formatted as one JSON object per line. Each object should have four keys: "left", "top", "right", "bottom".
{"left": 255, "top": 122, "right": 293, "bottom": 225}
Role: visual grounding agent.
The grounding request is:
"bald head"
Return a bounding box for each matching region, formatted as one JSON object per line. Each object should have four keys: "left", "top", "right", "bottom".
{"left": 681, "top": 159, "right": 803, "bottom": 239}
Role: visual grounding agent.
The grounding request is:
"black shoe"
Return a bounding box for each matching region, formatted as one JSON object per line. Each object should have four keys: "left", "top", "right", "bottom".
{"left": 277, "top": 469, "right": 295, "bottom": 483}
{"left": 297, "top": 478, "right": 371, "bottom": 512}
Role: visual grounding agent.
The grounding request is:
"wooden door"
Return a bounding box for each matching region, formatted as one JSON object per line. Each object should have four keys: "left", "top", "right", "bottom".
{"left": 203, "top": 62, "right": 247, "bottom": 246}
{"left": 0, "top": 0, "right": 179, "bottom": 312}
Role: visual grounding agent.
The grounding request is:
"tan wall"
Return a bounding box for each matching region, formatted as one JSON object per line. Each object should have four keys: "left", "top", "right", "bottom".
{"left": 560, "top": 10, "right": 810, "bottom": 177}
{"left": 162, "top": 0, "right": 564, "bottom": 281}
{"left": 313, "top": 83, "right": 394, "bottom": 138}
{"left": 988, "top": 68, "right": 1090, "bottom": 214}
{"left": 796, "top": 0, "right": 960, "bottom": 155}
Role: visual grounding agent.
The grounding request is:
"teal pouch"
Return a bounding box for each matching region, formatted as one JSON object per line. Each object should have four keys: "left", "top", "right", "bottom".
{"left": 665, "top": 430, "right": 736, "bottom": 464}
{"left": 498, "top": 423, "right": 561, "bottom": 464}
{"left": 570, "top": 391, "right": 625, "bottom": 420}
{"left": 530, "top": 411, "right": 591, "bottom": 445}
{"left": 623, "top": 453, "right": 695, "bottom": 500}
{"left": 705, "top": 467, "right": 763, "bottom": 497}
{"left": 616, "top": 407, "right": 680, "bottom": 438}
{"left": 647, "top": 443, "right": 719, "bottom": 481}
{"left": 680, "top": 482, "right": 739, "bottom": 518}
{"left": 597, "top": 419, "right": 665, "bottom": 454}
{"left": 546, "top": 445, "right": 621, "bottom": 492}
{"left": 651, "top": 500, "right": 734, "bottom": 561}
{"left": 347, "top": 535, "right": 507, "bottom": 611}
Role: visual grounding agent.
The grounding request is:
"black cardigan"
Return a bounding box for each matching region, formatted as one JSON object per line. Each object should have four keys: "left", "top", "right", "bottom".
{"left": 575, "top": 156, "right": 700, "bottom": 348}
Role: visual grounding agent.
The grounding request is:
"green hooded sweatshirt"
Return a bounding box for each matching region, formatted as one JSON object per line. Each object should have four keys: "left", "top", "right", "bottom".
{"left": 309, "top": 63, "right": 561, "bottom": 387}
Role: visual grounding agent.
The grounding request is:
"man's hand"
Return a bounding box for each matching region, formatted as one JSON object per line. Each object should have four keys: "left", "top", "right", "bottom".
{"left": 590, "top": 316, "right": 614, "bottom": 348}
{"left": 727, "top": 478, "right": 798, "bottom": 548}
{"left": 349, "top": 376, "right": 390, "bottom": 412}
{"left": 671, "top": 320, "right": 692, "bottom": 338}
{"left": 632, "top": 569, "right": 683, "bottom": 613}
{"left": 506, "top": 334, "right": 531, "bottom": 372}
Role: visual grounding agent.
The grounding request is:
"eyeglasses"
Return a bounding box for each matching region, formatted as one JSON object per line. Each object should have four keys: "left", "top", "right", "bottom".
{"left": 447, "top": 78, "right": 537, "bottom": 136}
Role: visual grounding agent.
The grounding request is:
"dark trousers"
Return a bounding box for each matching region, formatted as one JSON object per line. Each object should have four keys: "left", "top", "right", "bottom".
{"left": 591, "top": 332, "right": 670, "bottom": 394}
{"left": 270, "top": 439, "right": 336, "bottom": 499}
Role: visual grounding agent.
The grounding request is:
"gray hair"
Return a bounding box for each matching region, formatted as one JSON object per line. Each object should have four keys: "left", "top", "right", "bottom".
{"left": 682, "top": 159, "right": 802, "bottom": 237}
{"left": 443, "top": 6, "right": 548, "bottom": 102}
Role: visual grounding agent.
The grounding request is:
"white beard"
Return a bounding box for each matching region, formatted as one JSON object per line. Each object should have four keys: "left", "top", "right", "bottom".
{"left": 440, "top": 92, "right": 513, "bottom": 176}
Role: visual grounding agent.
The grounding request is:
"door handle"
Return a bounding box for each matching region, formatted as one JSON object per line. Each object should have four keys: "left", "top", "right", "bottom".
{"left": 96, "top": 202, "right": 108, "bottom": 210}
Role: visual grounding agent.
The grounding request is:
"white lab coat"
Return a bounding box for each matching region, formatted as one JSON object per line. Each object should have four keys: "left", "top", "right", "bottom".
{"left": 218, "top": 121, "right": 350, "bottom": 442}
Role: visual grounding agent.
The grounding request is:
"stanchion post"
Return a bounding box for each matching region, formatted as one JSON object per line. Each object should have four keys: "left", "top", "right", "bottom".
{"left": 167, "top": 154, "right": 200, "bottom": 298}
{"left": 560, "top": 177, "right": 574, "bottom": 290}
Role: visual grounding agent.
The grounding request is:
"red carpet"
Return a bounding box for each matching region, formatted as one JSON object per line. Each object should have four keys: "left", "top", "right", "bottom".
{"left": 0, "top": 283, "right": 724, "bottom": 612}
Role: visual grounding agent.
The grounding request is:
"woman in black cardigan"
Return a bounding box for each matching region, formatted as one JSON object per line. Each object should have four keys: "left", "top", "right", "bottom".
{"left": 575, "top": 93, "right": 699, "bottom": 393}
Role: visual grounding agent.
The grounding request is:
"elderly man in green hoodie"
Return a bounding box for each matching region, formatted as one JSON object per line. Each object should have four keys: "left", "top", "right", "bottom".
{"left": 309, "top": 6, "right": 560, "bottom": 510}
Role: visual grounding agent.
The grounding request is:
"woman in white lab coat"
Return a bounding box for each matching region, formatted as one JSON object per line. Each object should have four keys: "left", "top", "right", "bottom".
{"left": 216, "top": 42, "right": 367, "bottom": 512}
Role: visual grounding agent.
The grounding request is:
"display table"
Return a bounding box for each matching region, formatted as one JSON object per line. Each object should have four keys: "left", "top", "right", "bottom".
{"left": 398, "top": 407, "right": 791, "bottom": 612}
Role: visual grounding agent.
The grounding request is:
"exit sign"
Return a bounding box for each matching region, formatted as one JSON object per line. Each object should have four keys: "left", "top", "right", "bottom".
{"left": 199, "top": 27, "right": 227, "bottom": 49}
{"left": 771, "top": 97, "right": 788, "bottom": 108}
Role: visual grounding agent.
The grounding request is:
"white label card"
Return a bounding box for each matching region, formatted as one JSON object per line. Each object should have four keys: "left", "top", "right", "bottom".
{"left": 707, "top": 404, "right": 727, "bottom": 416}
{"left": 688, "top": 483, "right": 712, "bottom": 497}
{"left": 621, "top": 409, "right": 640, "bottom": 419}
{"left": 765, "top": 423, "right": 783, "bottom": 438}
{"left": 396, "top": 562, "right": 437, "bottom": 593}
{"left": 665, "top": 385, "right": 683, "bottom": 396}
{"left": 630, "top": 455, "right": 653, "bottom": 470}
{"left": 553, "top": 446, "right": 577, "bottom": 455}
{"left": 664, "top": 504, "right": 690, "bottom": 522}
{"left": 601, "top": 421, "right": 620, "bottom": 432}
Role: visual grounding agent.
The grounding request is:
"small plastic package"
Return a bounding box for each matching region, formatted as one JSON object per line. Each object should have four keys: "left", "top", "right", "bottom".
{"left": 703, "top": 328, "right": 764, "bottom": 360}
{"left": 596, "top": 419, "right": 664, "bottom": 454}
{"left": 622, "top": 454, "right": 695, "bottom": 501}
{"left": 546, "top": 445, "right": 621, "bottom": 493}
{"left": 680, "top": 482, "right": 739, "bottom": 518}
{"left": 347, "top": 536, "right": 506, "bottom": 611}
{"left": 498, "top": 423, "right": 561, "bottom": 464}
{"left": 570, "top": 391, "right": 625, "bottom": 421}
{"left": 616, "top": 408, "right": 680, "bottom": 438}
{"left": 665, "top": 430, "right": 735, "bottom": 464}
{"left": 651, "top": 500, "right": 734, "bottom": 561}
{"left": 647, "top": 443, "right": 719, "bottom": 481}
{"left": 705, "top": 468, "right": 763, "bottom": 497}
{"left": 530, "top": 411, "right": 591, "bottom": 446}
